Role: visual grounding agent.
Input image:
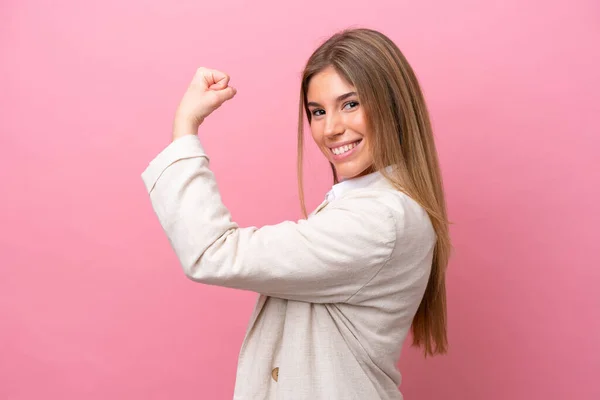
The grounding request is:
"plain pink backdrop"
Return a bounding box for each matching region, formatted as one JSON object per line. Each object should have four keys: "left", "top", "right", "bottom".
{"left": 1, "top": 0, "right": 599, "bottom": 399}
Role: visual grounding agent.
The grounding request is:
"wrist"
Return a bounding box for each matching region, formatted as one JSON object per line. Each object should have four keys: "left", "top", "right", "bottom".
{"left": 172, "top": 116, "right": 202, "bottom": 140}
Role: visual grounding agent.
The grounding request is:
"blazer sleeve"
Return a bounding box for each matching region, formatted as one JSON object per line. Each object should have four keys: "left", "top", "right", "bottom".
{"left": 141, "top": 134, "right": 397, "bottom": 304}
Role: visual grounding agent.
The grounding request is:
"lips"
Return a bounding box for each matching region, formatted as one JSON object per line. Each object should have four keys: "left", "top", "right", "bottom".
{"left": 330, "top": 139, "right": 362, "bottom": 156}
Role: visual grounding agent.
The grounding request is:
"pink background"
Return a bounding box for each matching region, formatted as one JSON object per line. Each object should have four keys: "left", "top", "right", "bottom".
{"left": 1, "top": 0, "right": 599, "bottom": 399}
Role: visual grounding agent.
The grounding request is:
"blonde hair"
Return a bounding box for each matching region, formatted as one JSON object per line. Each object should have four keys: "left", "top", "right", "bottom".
{"left": 297, "top": 28, "right": 451, "bottom": 356}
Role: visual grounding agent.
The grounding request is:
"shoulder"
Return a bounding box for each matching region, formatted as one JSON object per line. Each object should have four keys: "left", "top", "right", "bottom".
{"left": 335, "top": 187, "right": 436, "bottom": 244}
{"left": 307, "top": 191, "right": 397, "bottom": 253}
{"left": 333, "top": 186, "right": 422, "bottom": 217}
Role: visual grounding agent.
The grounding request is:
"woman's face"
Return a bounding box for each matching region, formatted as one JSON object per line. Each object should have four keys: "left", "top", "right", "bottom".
{"left": 306, "top": 66, "right": 374, "bottom": 181}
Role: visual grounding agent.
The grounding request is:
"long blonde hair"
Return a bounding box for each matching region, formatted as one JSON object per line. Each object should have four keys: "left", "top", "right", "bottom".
{"left": 297, "top": 28, "right": 451, "bottom": 356}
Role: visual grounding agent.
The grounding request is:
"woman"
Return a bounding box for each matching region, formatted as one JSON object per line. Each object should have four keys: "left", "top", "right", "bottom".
{"left": 142, "top": 28, "right": 451, "bottom": 400}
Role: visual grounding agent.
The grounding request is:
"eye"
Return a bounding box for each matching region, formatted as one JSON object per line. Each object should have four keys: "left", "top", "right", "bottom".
{"left": 311, "top": 109, "right": 325, "bottom": 117}
{"left": 343, "top": 101, "right": 359, "bottom": 110}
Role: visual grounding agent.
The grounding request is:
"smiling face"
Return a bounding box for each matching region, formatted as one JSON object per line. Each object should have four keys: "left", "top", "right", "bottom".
{"left": 306, "top": 66, "right": 374, "bottom": 181}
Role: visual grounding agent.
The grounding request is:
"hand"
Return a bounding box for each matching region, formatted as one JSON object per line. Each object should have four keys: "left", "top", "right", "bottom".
{"left": 173, "top": 67, "right": 237, "bottom": 139}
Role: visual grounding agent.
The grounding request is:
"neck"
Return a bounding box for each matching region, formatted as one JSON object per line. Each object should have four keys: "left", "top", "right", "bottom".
{"left": 338, "top": 165, "right": 376, "bottom": 182}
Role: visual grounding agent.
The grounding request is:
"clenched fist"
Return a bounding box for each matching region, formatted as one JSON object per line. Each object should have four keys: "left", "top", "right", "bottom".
{"left": 173, "top": 67, "right": 237, "bottom": 140}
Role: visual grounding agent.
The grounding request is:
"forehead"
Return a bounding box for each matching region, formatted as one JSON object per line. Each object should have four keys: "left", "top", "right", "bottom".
{"left": 306, "top": 67, "right": 355, "bottom": 100}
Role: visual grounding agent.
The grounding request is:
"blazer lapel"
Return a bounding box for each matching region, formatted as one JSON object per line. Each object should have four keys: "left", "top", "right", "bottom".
{"left": 310, "top": 198, "right": 330, "bottom": 216}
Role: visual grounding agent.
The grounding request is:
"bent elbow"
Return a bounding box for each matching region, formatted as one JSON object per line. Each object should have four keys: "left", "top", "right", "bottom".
{"left": 180, "top": 260, "right": 208, "bottom": 282}
{"left": 179, "top": 258, "right": 232, "bottom": 286}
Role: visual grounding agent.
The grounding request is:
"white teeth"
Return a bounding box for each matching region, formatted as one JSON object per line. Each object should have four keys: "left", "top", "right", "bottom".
{"left": 332, "top": 141, "right": 359, "bottom": 155}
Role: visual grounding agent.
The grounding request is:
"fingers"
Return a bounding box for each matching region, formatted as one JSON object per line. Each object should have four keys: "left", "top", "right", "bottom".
{"left": 186, "top": 67, "right": 237, "bottom": 120}
{"left": 214, "top": 85, "right": 237, "bottom": 104}
{"left": 195, "top": 67, "right": 230, "bottom": 90}
{"left": 200, "top": 68, "right": 236, "bottom": 102}
{"left": 209, "top": 70, "right": 230, "bottom": 89}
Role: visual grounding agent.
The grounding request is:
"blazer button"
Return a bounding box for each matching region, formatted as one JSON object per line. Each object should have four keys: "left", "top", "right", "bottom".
{"left": 271, "top": 367, "right": 279, "bottom": 382}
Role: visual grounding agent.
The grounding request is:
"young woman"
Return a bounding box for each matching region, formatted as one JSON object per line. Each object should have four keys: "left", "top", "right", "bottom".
{"left": 142, "top": 28, "right": 451, "bottom": 400}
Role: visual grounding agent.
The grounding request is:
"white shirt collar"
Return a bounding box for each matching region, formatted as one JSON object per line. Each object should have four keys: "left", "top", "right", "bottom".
{"left": 325, "top": 166, "right": 394, "bottom": 202}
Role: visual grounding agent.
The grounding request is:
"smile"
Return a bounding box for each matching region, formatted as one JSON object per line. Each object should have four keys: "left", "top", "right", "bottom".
{"left": 331, "top": 140, "right": 362, "bottom": 156}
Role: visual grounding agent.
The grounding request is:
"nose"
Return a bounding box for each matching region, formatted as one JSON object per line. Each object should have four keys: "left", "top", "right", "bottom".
{"left": 324, "top": 112, "right": 344, "bottom": 137}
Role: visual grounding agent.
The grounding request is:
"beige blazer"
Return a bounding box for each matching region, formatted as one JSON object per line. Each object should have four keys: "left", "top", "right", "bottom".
{"left": 142, "top": 134, "right": 436, "bottom": 399}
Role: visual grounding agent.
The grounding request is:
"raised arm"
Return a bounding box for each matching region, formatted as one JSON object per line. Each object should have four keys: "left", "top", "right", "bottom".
{"left": 142, "top": 134, "right": 396, "bottom": 303}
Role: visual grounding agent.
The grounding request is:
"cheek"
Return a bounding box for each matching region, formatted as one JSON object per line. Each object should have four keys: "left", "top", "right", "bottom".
{"left": 309, "top": 123, "right": 324, "bottom": 144}
{"left": 344, "top": 111, "right": 363, "bottom": 133}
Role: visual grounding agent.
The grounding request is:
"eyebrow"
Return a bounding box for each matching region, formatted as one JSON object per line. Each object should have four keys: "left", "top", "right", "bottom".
{"left": 306, "top": 91, "right": 357, "bottom": 108}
